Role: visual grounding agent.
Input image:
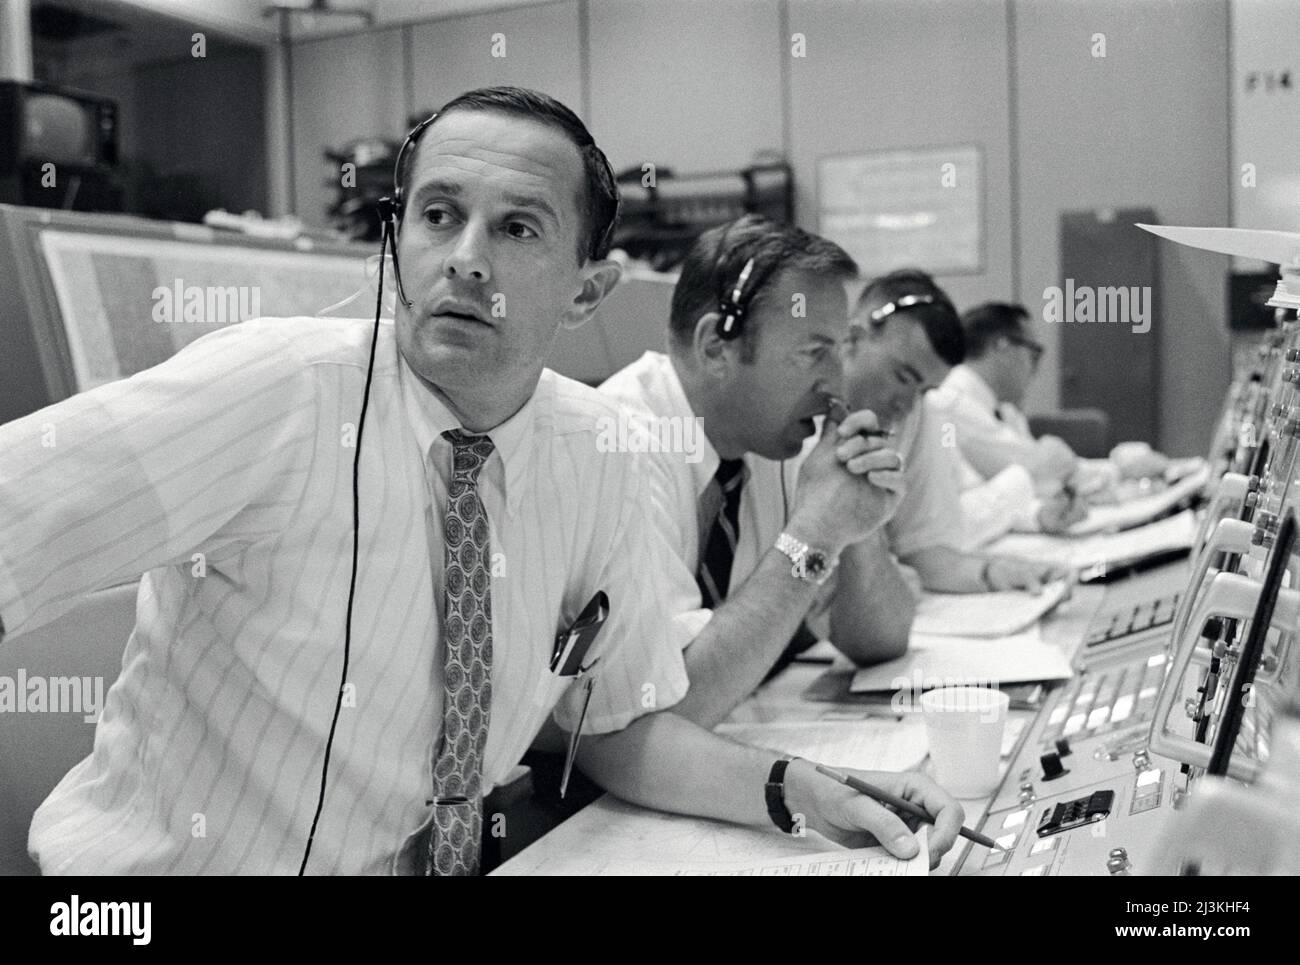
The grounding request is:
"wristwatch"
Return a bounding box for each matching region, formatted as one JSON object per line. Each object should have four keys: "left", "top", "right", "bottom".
{"left": 775, "top": 532, "right": 837, "bottom": 586}
{"left": 765, "top": 756, "right": 798, "bottom": 833}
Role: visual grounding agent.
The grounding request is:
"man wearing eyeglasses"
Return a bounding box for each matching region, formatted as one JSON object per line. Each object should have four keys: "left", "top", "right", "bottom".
{"left": 928, "top": 301, "right": 1089, "bottom": 545}
{"left": 930, "top": 302, "right": 1176, "bottom": 523}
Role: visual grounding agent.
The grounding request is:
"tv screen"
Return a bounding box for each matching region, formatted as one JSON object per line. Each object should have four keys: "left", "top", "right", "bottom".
{"left": 23, "top": 92, "right": 99, "bottom": 168}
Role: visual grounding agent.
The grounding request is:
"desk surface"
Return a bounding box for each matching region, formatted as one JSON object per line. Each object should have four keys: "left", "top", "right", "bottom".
{"left": 494, "top": 583, "right": 1108, "bottom": 876}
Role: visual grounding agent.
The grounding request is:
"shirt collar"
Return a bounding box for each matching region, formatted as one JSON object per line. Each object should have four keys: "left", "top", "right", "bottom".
{"left": 946, "top": 364, "right": 1000, "bottom": 416}
{"left": 654, "top": 354, "right": 722, "bottom": 497}
{"left": 397, "top": 347, "right": 538, "bottom": 516}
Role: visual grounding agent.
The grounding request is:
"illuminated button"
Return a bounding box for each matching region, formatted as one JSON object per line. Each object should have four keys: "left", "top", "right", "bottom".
{"left": 1147, "top": 653, "right": 1167, "bottom": 668}
{"left": 1137, "top": 768, "right": 1162, "bottom": 788}
{"left": 1030, "top": 837, "right": 1059, "bottom": 855}
{"left": 1064, "top": 713, "right": 1086, "bottom": 736}
{"left": 1076, "top": 688, "right": 1097, "bottom": 706}
{"left": 1021, "top": 865, "right": 1047, "bottom": 876}
{"left": 1048, "top": 706, "right": 1069, "bottom": 725}
{"left": 1002, "top": 810, "right": 1029, "bottom": 829}
{"left": 983, "top": 848, "right": 1011, "bottom": 869}
{"left": 995, "top": 833, "right": 1018, "bottom": 851}
{"left": 1087, "top": 707, "right": 1111, "bottom": 729}
{"left": 1111, "top": 695, "right": 1135, "bottom": 722}
{"left": 1139, "top": 687, "right": 1158, "bottom": 700}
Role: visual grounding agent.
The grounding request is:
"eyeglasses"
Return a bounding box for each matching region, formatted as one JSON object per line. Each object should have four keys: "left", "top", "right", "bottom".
{"left": 1004, "top": 333, "right": 1045, "bottom": 367}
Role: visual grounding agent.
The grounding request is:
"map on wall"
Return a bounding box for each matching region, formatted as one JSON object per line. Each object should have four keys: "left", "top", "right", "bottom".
{"left": 38, "top": 230, "right": 374, "bottom": 391}
{"left": 817, "top": 145, "right": 983, "bottom": 277}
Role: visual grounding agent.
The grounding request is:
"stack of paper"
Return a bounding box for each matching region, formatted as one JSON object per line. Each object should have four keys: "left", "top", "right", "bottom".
{"left": 912, "top": 581, "right": 1068, "bottom": 637}
{"left": 992, "top": 508, "right": 1197, "bottom": 574}
{"left": 621, "top": 833, "right": 929, "bottom": 876}
{"left": 1067, "top": 464, "right": 1209, "bottom": 535}
{"left": 848, "top": 626, "right": 1073, "bottom": 694}
{"left": 715, "top": 718, "right": 929, "bottom": 772}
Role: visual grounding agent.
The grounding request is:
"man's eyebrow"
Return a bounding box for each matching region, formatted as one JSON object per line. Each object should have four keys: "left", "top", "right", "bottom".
{"left": 899, "top": 362, "right": 923, "bottom": 384}
{"left": 500, "top": 191, "right": 561, "bottom": 226}
{"left": 411, "top": 179, "right": 463, "bottom": 203}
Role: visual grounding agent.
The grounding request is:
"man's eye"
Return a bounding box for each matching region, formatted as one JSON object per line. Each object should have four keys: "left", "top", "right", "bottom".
{"left": 422, "top": 207, "right": 453, "bottom": 226}
{"left": 505, "top": 221, "right": 538, "bottom": 240}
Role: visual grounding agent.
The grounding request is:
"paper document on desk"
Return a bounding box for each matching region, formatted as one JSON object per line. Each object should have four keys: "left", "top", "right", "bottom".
{"left": 849, "top": 626, "right": 1073, "bottom": 694}
{"left": 912, "top": 581, "right": 1068, "bottom": 637}
{"left": 993, "top": 509, "right": 1197, "bottom": 573}
{"left": 645, "top": 830, "right": 928, "bottom": 876}
{"left": 1067, "top": 463, "right": 1209, "bottom": 535}
{"left": 716, "top": 718, "right": 929, "bottom": 772}
{"left": 492, "top": 796, "right": 928, "bottom": 875}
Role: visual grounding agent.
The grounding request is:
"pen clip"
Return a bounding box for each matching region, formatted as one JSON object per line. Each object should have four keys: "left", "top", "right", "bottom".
{"left": 551, "top": 591, "right": 609, "bottom": 676}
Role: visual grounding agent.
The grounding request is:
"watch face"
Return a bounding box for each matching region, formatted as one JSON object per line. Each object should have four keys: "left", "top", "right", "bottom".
{"left": 802, "top": 550, "right": 827, "bottom": 579}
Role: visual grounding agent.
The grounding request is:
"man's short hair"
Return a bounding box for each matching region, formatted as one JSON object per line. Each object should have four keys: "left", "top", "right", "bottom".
{"left": 669, "top": 214, "right": 858, "bottom": 362}
{"left": 857, "top": 268, "right": 965, "bottom": 367}
{"left": 961, "top": 301, "right": 1032, "bottom": 358}
{"left": 399, "top": 86, "right": 620, "bottom": 262}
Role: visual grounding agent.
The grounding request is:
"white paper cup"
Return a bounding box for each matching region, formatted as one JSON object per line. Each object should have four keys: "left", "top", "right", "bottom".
{"left": 920, "top": 686, "right": 1010, "bottom": 799}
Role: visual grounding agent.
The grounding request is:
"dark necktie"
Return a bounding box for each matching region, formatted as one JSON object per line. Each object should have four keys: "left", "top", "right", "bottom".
{"left": 426, "top": 429, "right": 495, "bottom": 876}
{"left": 695, "top": 458, "right": 747, "bottom": 608}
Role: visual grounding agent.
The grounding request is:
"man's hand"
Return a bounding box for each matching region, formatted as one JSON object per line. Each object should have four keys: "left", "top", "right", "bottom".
{"left": 783, "top": 759, "right": 965, "bottom": 869}
{"left": 1037, "top": 435, "right": 1078, "bottom": 483}
{"left": 1036, "top": 490, "right": 1087, "bottom": 533}
{"left": 1111, "top": 441, "right": 1170, "bottom": 480}
{"left": 790, "top": 408, "right": 902, "bottom": 553}
{"left": 983, "top": 555, "right": 1068, "bottom": 593}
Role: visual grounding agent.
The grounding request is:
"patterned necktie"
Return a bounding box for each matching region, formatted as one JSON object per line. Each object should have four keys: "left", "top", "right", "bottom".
{"left": 426, "top": 429, "right": 495, "bottom": 876}
{"left": 695, "top": 457, "right": 748, "bottom": 609}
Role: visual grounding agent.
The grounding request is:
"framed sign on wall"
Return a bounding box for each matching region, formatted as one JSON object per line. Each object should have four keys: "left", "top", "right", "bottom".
{"left": 817, "top": 144, "right": 984, "bottom": 277}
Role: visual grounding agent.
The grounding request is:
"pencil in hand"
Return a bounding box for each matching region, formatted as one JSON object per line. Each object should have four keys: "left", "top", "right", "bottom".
{"left": 814, "top": 762, "right": 1003, "bottom": 852}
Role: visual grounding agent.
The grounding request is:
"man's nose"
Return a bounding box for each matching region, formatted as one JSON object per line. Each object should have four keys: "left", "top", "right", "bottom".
{"left": 443, "top": 222, "right": 491, "bottom": 283}
{"left": 814, "top": 365, "right": 845, "bottom": 401}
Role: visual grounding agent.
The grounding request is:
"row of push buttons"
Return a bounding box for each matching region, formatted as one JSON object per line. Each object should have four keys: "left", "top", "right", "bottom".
{"left": 1084, "top": 593, "right": 1180, "bottom": 648}
{"left": 1042, "top": 652, "right": 1170, "bottom": 745}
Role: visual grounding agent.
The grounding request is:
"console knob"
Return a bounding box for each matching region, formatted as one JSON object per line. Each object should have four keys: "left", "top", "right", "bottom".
{"left": 1040, "top": 751, "right": 1067, "bottom": 780}
{"left": 1055, "top": 738, "right": 1072, "bottom": 757}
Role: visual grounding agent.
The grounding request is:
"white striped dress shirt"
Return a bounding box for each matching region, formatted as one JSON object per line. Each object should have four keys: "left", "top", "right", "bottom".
{"left": 0, "top": 316, "right": 689, "bottom": 874}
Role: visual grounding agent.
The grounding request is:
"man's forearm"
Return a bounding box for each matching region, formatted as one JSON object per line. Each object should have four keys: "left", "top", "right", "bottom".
{"left": 829, "top": 535, "right": 915, "bottom": 666}
{"left": 674, "top": 547, "right": 822, "bottom": 729}
{"left": 904, "top": 545, "right": 986, "bottom": 593}
{"left": 577, "top": 711, "right": 775, "bottom": 826}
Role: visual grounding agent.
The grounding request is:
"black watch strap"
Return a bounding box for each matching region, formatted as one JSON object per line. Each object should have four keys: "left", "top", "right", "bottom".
{"left": 765, "top": 757, "right": 796, "bottom": 833}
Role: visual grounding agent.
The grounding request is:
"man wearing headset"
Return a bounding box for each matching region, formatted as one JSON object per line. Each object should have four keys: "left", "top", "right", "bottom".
{"left": 825, "top": 271, "right": 1069, "bottom": 617}
{"left": 0, "top": 87, "right": 961, "bottom": 874}
{"left": 600, "top": 216, "right": 917, "bottom": 725}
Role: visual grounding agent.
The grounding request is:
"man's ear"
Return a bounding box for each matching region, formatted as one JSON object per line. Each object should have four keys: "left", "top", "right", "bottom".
{"left": 692, "top": 311, "right": 739, "bottom": 377}
{"left": 560, "top": 258, "right": 623, "bottom": 331}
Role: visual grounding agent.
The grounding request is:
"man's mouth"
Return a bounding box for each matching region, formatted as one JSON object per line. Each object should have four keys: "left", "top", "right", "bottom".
{"left": 429, "top": 300, "right": 491, "bottom": 326}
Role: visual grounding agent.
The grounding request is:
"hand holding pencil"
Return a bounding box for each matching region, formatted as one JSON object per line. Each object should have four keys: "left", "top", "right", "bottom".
{"left": 782, "top": 758, "right": 966, "bottom": 869}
